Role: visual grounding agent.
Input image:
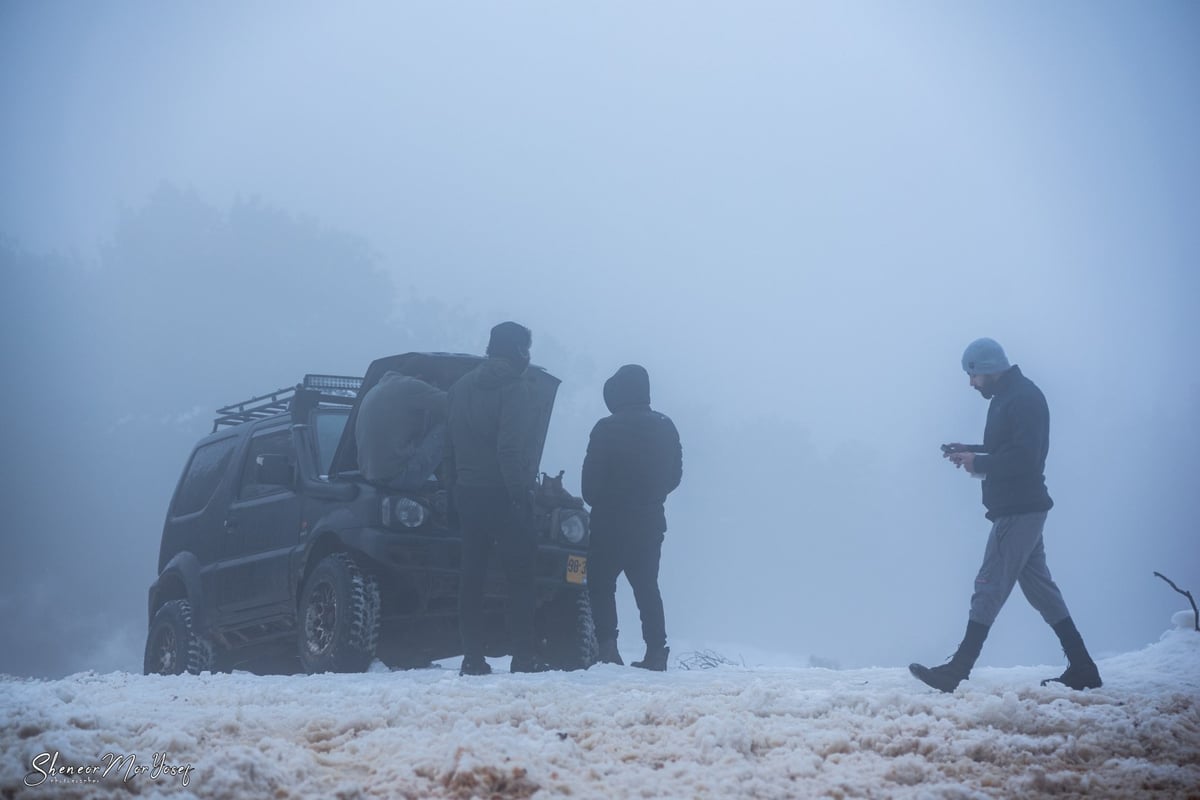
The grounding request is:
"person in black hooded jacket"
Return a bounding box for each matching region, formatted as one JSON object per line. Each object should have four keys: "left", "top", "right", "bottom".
{"left": 582, "top": 364, "right": 682, "bottom": 671}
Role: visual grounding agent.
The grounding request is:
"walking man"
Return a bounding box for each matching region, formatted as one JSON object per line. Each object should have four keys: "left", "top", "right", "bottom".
{"left": 910, "top": 338, "right": 1101, "bottom": 693}
{"left": 583, "top": 364, "right": 682, "bottom": 671}
{"left": 446, "top": 322, "right": 545, "bottom": 675}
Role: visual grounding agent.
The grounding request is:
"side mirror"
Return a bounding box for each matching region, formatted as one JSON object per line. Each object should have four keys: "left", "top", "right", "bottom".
{"left": 256, "top": 453, "right": 294, "bottom": 487}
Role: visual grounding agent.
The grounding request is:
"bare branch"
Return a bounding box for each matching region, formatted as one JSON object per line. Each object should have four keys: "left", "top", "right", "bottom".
{"left": 1154, "top": 571, "right": 1200, "bottom": 632}
{"left": 676, "top": 649, "right": 744, "bottom": 671}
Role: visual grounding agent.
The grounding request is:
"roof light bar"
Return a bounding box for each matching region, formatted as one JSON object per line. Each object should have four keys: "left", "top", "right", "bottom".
{"left": 303, "top": 374, "right": 363, "bottom": 395}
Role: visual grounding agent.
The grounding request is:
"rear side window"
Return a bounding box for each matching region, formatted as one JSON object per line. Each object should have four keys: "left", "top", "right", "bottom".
{"left": 172, "top": 437, "right": 238, "bottom": 516}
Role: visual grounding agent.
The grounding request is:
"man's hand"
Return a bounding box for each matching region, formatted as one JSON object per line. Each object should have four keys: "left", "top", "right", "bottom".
{"left": 948, "top": 451, "right": 976, "bottom": 473}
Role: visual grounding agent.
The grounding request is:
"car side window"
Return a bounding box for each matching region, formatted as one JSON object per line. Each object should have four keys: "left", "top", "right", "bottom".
{"left": 172, "top": 437, "right": 238, "bottom": 516}
{"left": 238, "top": 430, "right": 295, "bottom": 501}
{"left": 313, "top": 409, "right": 349, "bottom": 476}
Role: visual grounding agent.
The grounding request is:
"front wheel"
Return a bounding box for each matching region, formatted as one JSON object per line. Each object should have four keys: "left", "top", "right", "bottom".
{"left": 298, "top": 552, "right": 381, "bottom": 673}
{"left": 144, "top": 599, "right": 215, "bottom": 675}
{"left": 537, "top": 589, "right": 598, "bottom": 671}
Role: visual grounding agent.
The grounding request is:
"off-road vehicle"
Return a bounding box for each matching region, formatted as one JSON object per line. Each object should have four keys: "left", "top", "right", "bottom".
{"left": 144, "top": 353, "right": 597, "bottom": 675}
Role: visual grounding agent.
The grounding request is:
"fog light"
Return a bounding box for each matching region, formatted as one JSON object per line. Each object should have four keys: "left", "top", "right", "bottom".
{"left": 384, "top": 496, "right": 428, "bottom": 528}
{"left": 559, "top": 511, "right": 587, "bottom": 544}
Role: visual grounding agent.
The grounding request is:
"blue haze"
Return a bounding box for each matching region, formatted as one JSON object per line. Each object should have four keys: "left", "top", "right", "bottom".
{"left": 1, "top": 2, "right": 1197, "bottom": 676}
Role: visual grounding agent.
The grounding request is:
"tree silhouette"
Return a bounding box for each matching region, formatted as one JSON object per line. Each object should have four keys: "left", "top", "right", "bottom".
{"left": 0, "top": 186, "right": 479, "bottom": 677}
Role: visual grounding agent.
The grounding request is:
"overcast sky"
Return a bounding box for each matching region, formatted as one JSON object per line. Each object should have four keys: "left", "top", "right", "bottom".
{"left": 2, "top": 1, "right": 1197, "bottom": 677}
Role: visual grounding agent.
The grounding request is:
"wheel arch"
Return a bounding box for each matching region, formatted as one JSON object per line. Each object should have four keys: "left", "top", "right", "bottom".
{"left": 147, "top": 552, "right": 204, "bottom": 630}
{"left": 298, "top": 526, "right": 394, "bottom": 594}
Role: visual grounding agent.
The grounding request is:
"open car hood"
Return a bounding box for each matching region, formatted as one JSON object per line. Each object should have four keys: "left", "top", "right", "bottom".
{"left": 328, "top": 352, "right": 561, "bottom": 479}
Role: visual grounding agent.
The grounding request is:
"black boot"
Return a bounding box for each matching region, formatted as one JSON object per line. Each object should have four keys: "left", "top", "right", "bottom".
{"left": 909, "top": 620, "right": 989, "bottom": 693}
{"left": 598, "top": 639, "right": 624, "bottom": 665}
{"left": 1041, "top": 617, "right": 1102, "bottom": 690}
{"left": 459, "top": 655, "right": 492, "bottom": 676}
{"left": 632, "top": 645, "right": 669, "bottom": 672}
{"left": 510, "top": 654, "right": 551, "bottom": 673}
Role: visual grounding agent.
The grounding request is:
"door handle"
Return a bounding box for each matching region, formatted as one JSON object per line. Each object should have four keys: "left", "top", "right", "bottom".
{"left": 224, "top": 519, "right": 237, "bottom": 532}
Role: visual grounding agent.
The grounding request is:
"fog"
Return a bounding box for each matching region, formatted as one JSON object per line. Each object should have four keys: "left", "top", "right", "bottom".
{"left": 2, "top": 2, "right": 1197, "bottom": 678}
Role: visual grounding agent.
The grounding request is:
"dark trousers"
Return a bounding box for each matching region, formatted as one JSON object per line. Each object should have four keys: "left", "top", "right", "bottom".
{"left": 455, "top": 485, "right": 536, "bottom": 660}
{"left": 588, "top": 525, "right": 666, "bottom": 650}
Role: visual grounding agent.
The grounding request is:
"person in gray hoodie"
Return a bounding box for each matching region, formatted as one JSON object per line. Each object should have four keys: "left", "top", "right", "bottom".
{"left": 582, "top": 364, "right": 682, "bottom": 671}
{"left": 355, "top": 370, "right": 447, "bottom": 490}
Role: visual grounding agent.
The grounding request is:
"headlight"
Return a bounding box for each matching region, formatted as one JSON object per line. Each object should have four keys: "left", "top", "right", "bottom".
{"left": 383, "top": 496, "right": 428, "bottom": 528}
{"left": 558, "top": 511, "right": 587, "bottom": 544}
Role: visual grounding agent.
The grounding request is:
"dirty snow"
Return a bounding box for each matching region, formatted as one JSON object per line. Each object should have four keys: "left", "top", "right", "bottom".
{"left": 2, "top": 618, "right": 1197, "bottom": 799}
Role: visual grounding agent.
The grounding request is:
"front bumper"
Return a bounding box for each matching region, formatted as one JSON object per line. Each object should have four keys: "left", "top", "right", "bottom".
{"left": 337, "top": 526, "right": 588, "bottom": 593}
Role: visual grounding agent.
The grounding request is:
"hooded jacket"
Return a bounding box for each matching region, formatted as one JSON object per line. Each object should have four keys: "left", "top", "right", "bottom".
{"left": 971, "top": 365, "right": 1054, "bottom": 520}
{"left": 355, "top": 372, "right": 447, "bottom": 485}
{"left": 445, "top": 357, "right": 536, "bottom": 499}
{"left": 581, "top": 365, "right": 682, "bottom": 534}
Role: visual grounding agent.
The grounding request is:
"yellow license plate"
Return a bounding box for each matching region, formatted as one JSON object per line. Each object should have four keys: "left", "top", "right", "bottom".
{"left": 566, "top": 555, "right": 587, "bottom": 585}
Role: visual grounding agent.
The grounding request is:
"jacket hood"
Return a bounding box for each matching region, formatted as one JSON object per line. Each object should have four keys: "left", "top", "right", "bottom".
{"left": 603, "top": 364, "right": 651, "bottom": 412}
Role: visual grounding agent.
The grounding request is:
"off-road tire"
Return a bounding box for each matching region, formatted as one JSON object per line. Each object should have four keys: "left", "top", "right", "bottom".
{"left": 144, "top": 599, "right": 215, "bottom": 676}
{"left": 537, "top": 589, "right": 599, "bottom": 671}
{"left": 298, "top": 552, "right": 381, "bottom": 673}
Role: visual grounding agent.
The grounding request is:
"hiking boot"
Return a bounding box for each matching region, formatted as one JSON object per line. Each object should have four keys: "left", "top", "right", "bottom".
{"left": 598, "top": 639, "right": 624, "bottom": 665}
{"left": 908, "top": 662, "right": 969, "bottom": 693}
{"left": 909, "top": 620, "right": 989, "bottom": 694}
{"left": 632, "top": 645, "right": 669, "bottom": 672}
{"left": 1041, "top": 661, "right": 1102, "bottom": 690}
{"left": 1042, "top": 617, "right": 1102, "bottom": 689}
{"left": 510, "top": 655, "right": 551, "bottom": 673}
{"left": 459, "top": 656, "right": 492, "bottom": 676}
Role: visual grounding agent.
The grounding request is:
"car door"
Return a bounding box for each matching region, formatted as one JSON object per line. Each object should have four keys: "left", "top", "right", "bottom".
{"left": 216, "top": 426, "right": 304, "bottom": 621}
{"left": 168, "top": 433, "right": 242, "bottom": 627}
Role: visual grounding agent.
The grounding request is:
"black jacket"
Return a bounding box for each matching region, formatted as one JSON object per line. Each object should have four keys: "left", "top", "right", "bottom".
{"left": 582, "top": 365, "right": 682, "bottom": 534}
{"left": 972, "top": 365, "right": 1054, "bottom": 520}
{"left": 445, "top": 357, "right": 536, "bottom": 500}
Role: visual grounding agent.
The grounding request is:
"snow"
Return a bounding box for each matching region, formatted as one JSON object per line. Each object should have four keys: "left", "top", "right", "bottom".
{"left": 2, "top": 620, "right": 1197, "bottom": 799}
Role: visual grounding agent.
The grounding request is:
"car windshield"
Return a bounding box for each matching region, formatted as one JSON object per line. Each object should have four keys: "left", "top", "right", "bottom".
{"left": 313, "top": 409, "right": 350, "bottom": 476}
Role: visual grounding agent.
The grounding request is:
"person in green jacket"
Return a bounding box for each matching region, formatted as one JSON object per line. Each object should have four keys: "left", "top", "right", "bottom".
{"left": 446, "top": 322, "right": 546, "bottom": 676}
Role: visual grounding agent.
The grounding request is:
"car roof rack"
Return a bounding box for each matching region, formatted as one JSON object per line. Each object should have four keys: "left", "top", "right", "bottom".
{"left": 212, "top": 374, "right": 363, "bottom": 431}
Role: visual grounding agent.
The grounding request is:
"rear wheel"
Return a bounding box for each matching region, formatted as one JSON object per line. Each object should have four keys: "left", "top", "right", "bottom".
{"left": 298, "top": 552, "right": 381, "bottom": 673}
{"left": 144, "top": 599, "right": 214, "bottom": 675}
{"left": 537, "top": 590, "right": 598, "bottom": 671}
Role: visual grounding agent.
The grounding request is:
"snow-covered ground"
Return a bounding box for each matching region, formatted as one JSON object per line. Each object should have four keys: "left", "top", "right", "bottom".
{"left": 2, "top": 616, "right": 1197, "bottom": 800}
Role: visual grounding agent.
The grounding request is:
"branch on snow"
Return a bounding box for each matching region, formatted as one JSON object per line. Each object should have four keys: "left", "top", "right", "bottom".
{"left": 1154, "top": 571, "right": 1200, "bottom": 632}
{"left": 677, "top": 649, "right": 744, "bottom": 670}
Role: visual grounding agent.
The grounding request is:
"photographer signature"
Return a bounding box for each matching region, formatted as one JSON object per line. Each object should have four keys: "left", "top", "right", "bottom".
{"left": 24, "top": 750, "right": 195, "bottom": 788}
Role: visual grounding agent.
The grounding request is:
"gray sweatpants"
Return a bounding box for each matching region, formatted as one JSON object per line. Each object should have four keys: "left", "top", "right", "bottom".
{"left": 969, "top": 511, "right": 1071, "bottom": 627}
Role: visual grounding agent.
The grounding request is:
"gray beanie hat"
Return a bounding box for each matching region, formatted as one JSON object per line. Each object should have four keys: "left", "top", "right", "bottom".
{"left": 962, "top": 338, "right": 1010, "bottom": 376}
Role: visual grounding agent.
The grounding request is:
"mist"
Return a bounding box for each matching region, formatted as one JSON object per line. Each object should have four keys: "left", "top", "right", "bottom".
{"left": 2, "top": 1, "right": 1197, "bottom": 678}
